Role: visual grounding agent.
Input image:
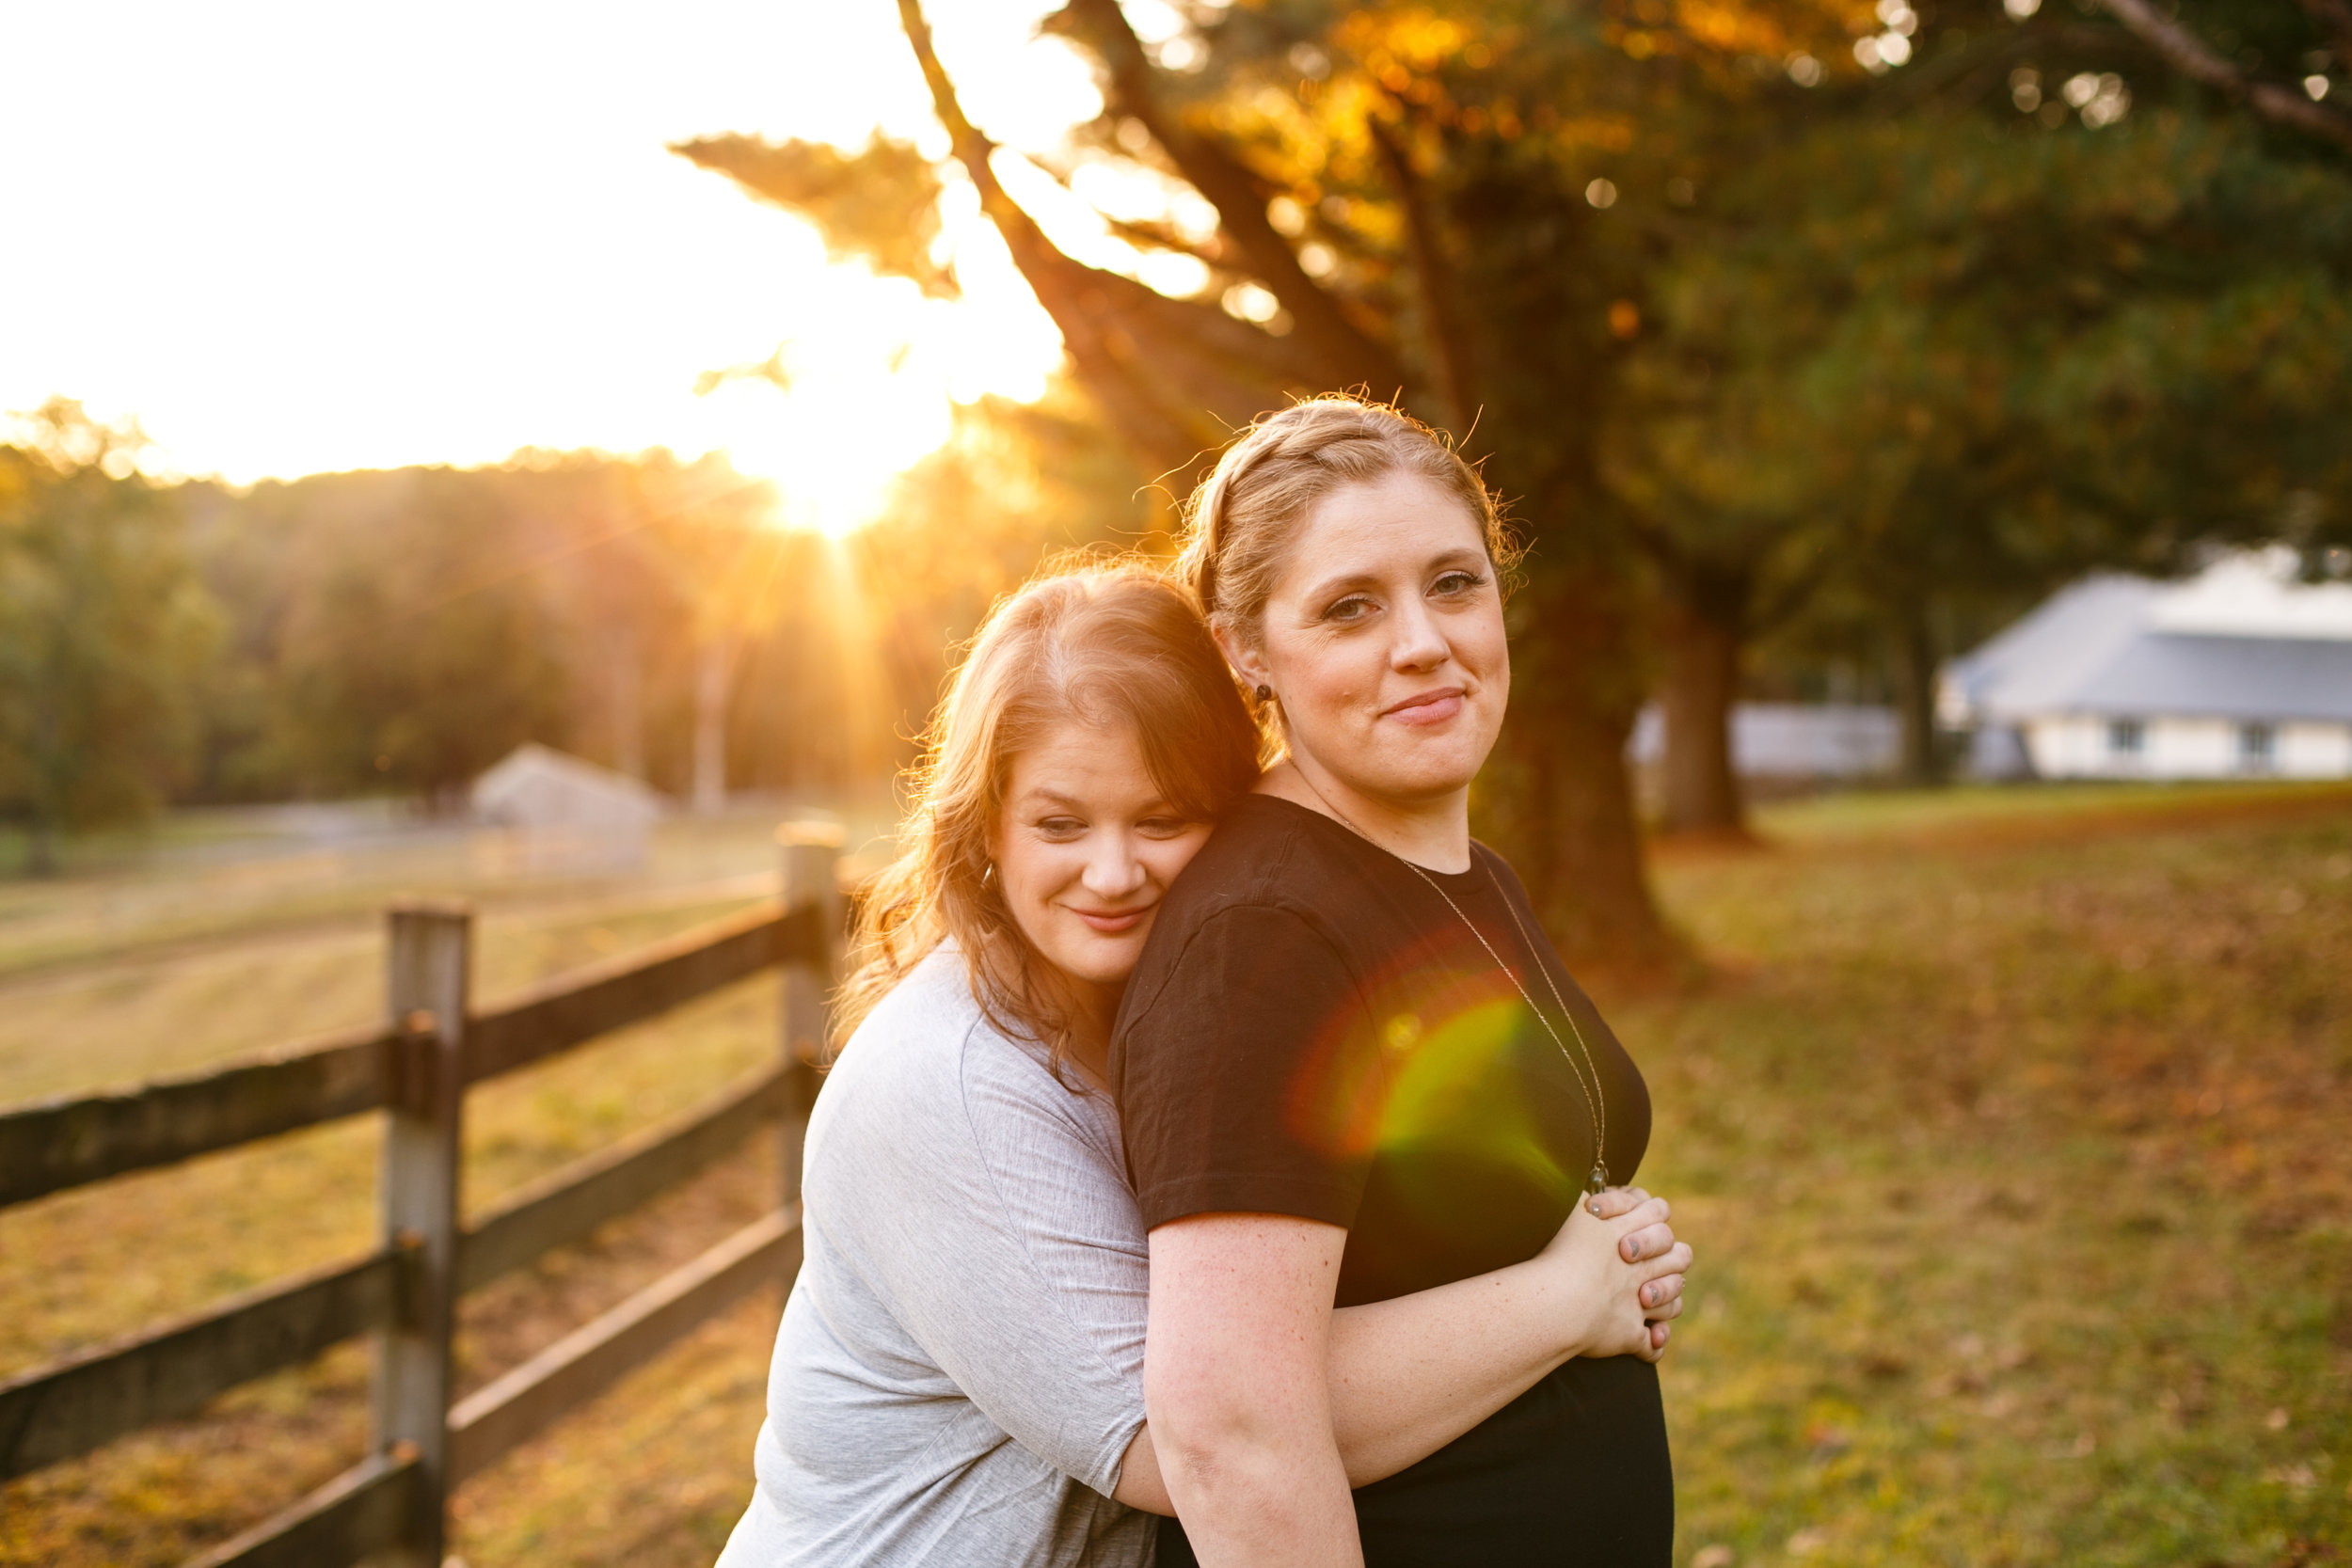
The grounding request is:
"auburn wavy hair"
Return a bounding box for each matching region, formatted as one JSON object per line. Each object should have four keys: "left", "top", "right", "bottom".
{"left": 834, "top": 560, "right": 1263, "bottom": 1074}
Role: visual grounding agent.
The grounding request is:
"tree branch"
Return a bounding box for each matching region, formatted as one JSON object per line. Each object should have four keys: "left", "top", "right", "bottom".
{"left": 897, "top": 0, "right": 1327, "bottom": 473}
{"left": 670, "top": 135, "right": 959, "bottom": 299}
{"left": 2094, "top": 0, "right": 2352, "bottom": 149}
{"left": 894, "top": 0, "right": 1051, "bottom": 281}
{"left": 1045, "top": 0, "right": 1406, "bottom": 393}
{"left": 1021, "top": 152, "right": 1242, "bottom": 270}
{"left": 1097, "top": 215, "right": 1237, "bottom": 272}
{"left": 1752, "top": 546, "right": 1840, "bottom": 634}
{"left": 1367, "top": 115, "right": 1479, "bottom": 434}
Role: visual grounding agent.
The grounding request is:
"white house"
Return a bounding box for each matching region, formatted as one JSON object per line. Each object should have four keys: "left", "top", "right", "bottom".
{"left": 1941, "top": 549, "right": 2352, "bottom": 781}
{"left": 471, "top": 743, "right": 666, "bottom": 873}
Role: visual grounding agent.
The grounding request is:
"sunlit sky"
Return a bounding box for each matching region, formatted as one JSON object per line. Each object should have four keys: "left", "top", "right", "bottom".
{"left": 1, "top": 1, "right": 1194, "bottom": 533}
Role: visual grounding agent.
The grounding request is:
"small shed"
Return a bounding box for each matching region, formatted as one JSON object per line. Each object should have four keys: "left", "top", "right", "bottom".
{"left": 471, "top": 744, "right": 666, "bottom": 874}
{"left": 1941, "top": 550, "right": 2352, "bottom": 781}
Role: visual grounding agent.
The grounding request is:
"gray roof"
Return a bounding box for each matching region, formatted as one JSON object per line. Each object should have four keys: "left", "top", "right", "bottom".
{"left": 473, "top": 743, "right": 666, "bottom": 825}
{"left": 2057, "top": 632, "right": 2352, "bottom": 722}
{"left": 1945, "top": 561, "right": 2352, "bottom": 726}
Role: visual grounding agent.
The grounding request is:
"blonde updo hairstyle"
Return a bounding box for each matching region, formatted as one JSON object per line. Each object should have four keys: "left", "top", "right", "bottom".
{"left": 1174, "top": 395, "right": 1520, "bottom": 732}
{"left": 835, "top": 561, "right": 1262, "bottom": 1075}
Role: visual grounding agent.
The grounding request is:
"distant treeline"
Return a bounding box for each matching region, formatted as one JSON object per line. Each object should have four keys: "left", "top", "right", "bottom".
{"left": 0, "top": 392, "right": 1152, "bottom": 868}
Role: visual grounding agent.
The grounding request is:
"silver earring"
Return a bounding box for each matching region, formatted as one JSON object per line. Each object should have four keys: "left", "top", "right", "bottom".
{"left": 981, "top": 863, "right": 995, "bottom": 885}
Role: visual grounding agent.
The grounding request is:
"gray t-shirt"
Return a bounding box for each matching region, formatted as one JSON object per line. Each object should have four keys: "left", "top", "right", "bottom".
{"left": 716, "top": 947, "right": 1155, "bottom": 1568}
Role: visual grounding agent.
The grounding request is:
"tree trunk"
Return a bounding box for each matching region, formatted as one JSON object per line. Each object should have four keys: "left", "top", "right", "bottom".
{"left": 1479, "top": 570, "right": 1680, "bottom": 982}
{"left": 610, "top": 630, "right": 645, "bottom": 782}
{"left": 24, "top": 817, "right": 60, "bottom": 879}
{"left": 1523, "top": 695, "right": 1673, "bottom": 976}
{"left": 692, "top": 631, "right": 731, "bottom": 816}
{"left": 1657, "top": 567, "right": 1751, "bottom": 837}
{"left": 1892, "top": 604, "right": 1943, "bottom": 786}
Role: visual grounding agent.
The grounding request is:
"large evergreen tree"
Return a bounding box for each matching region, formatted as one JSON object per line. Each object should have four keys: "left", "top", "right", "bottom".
{"left": 682, "top": 0, "right": 2350, "bottom": 958}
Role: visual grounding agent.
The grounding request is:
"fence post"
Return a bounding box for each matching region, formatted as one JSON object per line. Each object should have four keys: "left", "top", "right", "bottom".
{"left": 377, "top": 901, "right": 472, "bottom": 1567}
{"left": 777, "top": 823, "right": 843, "bottom": 1213}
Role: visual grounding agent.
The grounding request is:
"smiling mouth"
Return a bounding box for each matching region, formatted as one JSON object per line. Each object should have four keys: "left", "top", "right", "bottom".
{"left": 1383, "top": 687, "right": 1468, "bottom": 724}
{"left": 1071, "top": 906, "right": 1153, "bottom": 934}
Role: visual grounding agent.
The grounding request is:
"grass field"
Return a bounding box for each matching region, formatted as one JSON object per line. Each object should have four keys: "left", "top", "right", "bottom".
{"left": 1644, "top": 784, "right": 2352, "bottom": 1565}
{"left": 2, "top": 783, "right": 2347, "bottom": 1566}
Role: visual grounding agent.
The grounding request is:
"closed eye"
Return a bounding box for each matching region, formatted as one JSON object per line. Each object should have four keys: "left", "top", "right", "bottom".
{"left": 1033, "top": 816, "right": 1087, "bottom": 840}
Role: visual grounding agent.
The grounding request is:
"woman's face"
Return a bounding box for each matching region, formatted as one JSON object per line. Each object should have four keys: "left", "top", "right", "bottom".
{"left": 1232, "top": 470, "right": 1509, "bottom": 807}
{"left": 990, "top": 719, "right": 1215, "bottom": 990}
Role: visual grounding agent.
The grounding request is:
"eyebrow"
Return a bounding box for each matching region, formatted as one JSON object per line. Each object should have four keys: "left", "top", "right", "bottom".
{"left": 1295, "top": 546, "right": 1489, "bottom": 606}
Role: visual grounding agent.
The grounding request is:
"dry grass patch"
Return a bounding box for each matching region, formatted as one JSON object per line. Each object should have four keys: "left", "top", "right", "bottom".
{"left": 0, "top": 813, "right": 808, "bottom": 1566}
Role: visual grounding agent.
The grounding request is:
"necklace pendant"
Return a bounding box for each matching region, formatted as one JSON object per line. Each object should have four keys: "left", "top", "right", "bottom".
{"left": 1587, "top": 1164, "right": 1609, "bottom": 1196}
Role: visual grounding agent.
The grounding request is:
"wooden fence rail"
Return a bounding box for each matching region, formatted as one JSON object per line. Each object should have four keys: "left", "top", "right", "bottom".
{"left": 0, "top": 1247, "right": 408, "bottom": 1481}
{"left": 0, "top": 822, "right": 845, "bottom": 1568}
{"left": 457, "top": 1061, "right": 794, "bottom": 1293}
{"left": 0, "top": 1022, "right": 402, "bottom": 1210}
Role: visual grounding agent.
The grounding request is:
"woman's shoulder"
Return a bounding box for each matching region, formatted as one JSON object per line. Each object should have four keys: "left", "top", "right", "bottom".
{"left": 824, "top": 946, "right": 1096, "bottom": 1138}
{"left": 836, "top": 945, "right": 982, "bottom": 1063}
{"left": 1159, "top": 793, "right": 1374, "bottom": 922}
{"left": 1117, "top": 800, "right": 1372, "bottom": 1040}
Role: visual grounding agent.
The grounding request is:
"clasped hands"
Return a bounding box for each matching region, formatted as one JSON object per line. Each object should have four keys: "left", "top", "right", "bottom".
{"left": 1536, "top": 1185, "right": 1692, "bottom": 1364}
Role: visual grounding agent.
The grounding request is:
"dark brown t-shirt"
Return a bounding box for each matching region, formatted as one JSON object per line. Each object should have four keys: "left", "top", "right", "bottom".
{"left": 1110, "top": 794, "right": 1672, "bottom": 1565}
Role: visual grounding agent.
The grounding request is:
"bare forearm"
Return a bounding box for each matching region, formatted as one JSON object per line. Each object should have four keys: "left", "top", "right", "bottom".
{"left": 1327, "top": 1258, "right": 1573, "bottom": 1484}
{"left": 1150, "top": 1424, "right": 1359, "bottom": 1566}
{"left": 1128, "top": 1197, "right": 1687, "bottom": 1512}
{"left": 1112, "top": 1423, "right": 1173, "bottom": 1515}
{"left": 1123, "top": 1260, "right": 1597, "bottom": 1504}
{"left": 1149, "top": 1344, "right": 1359, "bottom": 1560}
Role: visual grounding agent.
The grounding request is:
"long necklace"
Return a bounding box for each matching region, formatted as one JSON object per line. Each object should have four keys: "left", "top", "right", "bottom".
{"left": 1295, "top": 777, "right": 1613, "bottom": 1196}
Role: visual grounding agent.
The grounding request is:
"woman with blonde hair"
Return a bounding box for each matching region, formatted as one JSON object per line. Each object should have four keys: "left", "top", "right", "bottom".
{"left": 1117, "top": 394, "right": 1680, "bottom": 1565}
{"left": 717, "top": 558, "right": 1686, "bottom": 1567}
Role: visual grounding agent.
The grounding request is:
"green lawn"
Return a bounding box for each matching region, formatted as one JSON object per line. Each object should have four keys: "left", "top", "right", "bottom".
{"left": 1638, "top": 784, "right": 2352, "bottom": 1566}
{"left": 2, "top": 784, "right": 2346, "bottom": 1566}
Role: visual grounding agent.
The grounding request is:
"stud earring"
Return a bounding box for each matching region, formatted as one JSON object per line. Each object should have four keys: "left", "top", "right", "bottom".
{"left": 1255, "top": 684, "right": 1272, "bottom": 702}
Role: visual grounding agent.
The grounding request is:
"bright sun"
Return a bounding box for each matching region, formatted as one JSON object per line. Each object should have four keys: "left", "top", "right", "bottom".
{"left": 0, "top": 1, "right": 1078, "bottom": 527}
{"left": 706, "top": 370, "right": 951, "bottom": 539}
{"left": 697, "top": 198, "right": 1064, "bottom": 538}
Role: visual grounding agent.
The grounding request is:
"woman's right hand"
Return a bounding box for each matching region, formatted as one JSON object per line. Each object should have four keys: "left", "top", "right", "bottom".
{"left": 1534, "top": 1187, "right": 1692, "bottom": 1364}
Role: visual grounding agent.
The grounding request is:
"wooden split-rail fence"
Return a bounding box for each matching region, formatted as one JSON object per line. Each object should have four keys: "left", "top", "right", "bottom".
{"left": 0, "top": 823, "right": 847, "bottom": 1568}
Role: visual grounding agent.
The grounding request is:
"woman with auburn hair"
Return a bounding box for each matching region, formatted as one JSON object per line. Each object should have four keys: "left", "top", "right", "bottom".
{"left": 1114, "top": 395, "right": 1682, "bottom": 1565}
{"left": 717, "top": 559, "right": 1687, "bottom": 1567}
